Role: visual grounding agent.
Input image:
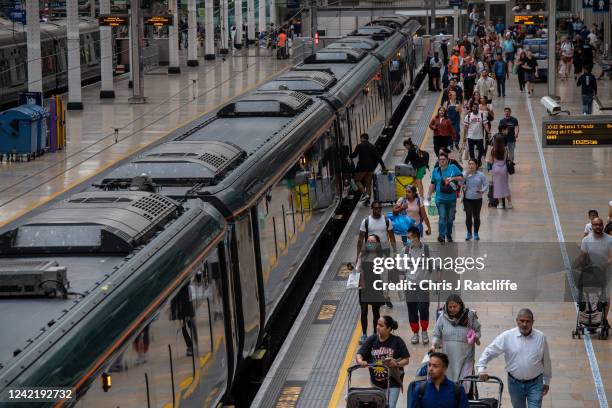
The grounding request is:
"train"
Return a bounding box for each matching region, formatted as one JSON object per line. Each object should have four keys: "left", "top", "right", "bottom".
{"left": 0, "top": 16, "right": 427, "bottom": 408}
{"left": 0, "top": 17, "right": 103, "bottom": 111}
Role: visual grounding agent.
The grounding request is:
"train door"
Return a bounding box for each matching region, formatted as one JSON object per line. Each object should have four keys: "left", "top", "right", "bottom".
{"left": 381, "top": 63, "right": 392, "bottom": 125}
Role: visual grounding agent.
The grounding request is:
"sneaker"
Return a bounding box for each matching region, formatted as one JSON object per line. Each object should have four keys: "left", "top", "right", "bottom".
{"left": 437, "top": 236, "right": 445, "bottom": 244}
{"left": 411, "top": 333, "right": 420, "bottom": 344}
{"left": 497, "top": 203, "right": 504, "bottom": 209}
{"left": 421, "top": 332, "right": 430, "bottom": 345}
{"left": 446, "top": 235, "right": 453, "bottom": 243}
{"left": 359, "top": 334, "right": 367, "bottom": 345}
{"left": 466, "top": 232, "right": 472, "bottom": 241}
{"left": 474, "top": 233, "right": 480, "bottom": 240}
{"left": 506, "top": 203, "right": 513, "bottom": 209}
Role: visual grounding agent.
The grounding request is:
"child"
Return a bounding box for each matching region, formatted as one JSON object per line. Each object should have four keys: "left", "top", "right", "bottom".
{"left": 584, "top": 209, "right": 599, "bottom": 236}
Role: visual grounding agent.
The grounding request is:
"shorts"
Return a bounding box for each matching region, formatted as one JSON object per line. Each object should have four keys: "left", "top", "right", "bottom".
{"left": 525, "top": 72, "right": 535, "bottom": 83}
{"left": 415, "top": 166, "right": 427, "bottom": 180}
{"left": 505, "top": 52, "right": 515, "bottom": 62}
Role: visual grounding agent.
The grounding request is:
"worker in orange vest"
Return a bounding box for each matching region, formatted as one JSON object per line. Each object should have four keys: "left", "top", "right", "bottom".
{"left": 448, "top": 51, "right": 461, "bottom": 79}
{"left": 277, "top": 29, "right": 287, "bottom": 59}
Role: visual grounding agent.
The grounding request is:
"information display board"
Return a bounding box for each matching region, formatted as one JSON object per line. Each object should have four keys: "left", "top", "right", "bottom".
{"left": 98, "top": 14, "right": 129, "bottom": 27}
{"left": 542, "top": 116, "right": 612, "bottom": 147}
{"left": 144, "top": 15, "right": 173, "bottom": 26}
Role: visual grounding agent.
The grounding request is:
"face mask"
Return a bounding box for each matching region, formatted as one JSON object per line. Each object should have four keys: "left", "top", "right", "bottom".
{"left": 366, "top": 243, "right": 377, "bottom": 251}
{"left": 405, "top": 239, "right": 413, "bottom": 247}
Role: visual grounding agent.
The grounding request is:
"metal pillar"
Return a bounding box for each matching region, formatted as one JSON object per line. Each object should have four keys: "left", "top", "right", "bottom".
{"left": 453, "top": 6, "right": 459, "bottom": 42}
{"left": 204, "top": 0, "right": 215, "bottom": 59}
{"left": 129, "top": 0, "right": 146, "bottom": 103}
{"left": 247, "top": 0, "right": 255, "bottom": 42}
{"left": 187, "top": 0, "right": 198, "bottom": 66}
{"left": 26, "top": 0, "right": 42, "bottom": 93}
{"left": 259, "top": 0, "right": 266, "bottom": 37}
{"left": 235, "top": 0, "right": 243, "bottom": 47}
{"left": 269, "top": 0, "right": 275, "bottom": 26}
{"left": 99, "top": 0, "right": 114, "bottom": 97}
{"left": 547, "top": 0, "right": 557, "bottom": 99}
{"left": 168, "top": 0, "right": 180, "bottom": 73}
{"left": 220, "top": 0, "right": 229, "bottom": 53}
{"left": 67, "top": 0, "right": 83, "bottom": 110}
{"left": 430, "top": 0, "right": 436, "bottom": 34}
{"left": 90, "top": 0, "right": 96, "bottom": 18}
{"left": 310, "top": 0, "right": 317, "bottom": 39}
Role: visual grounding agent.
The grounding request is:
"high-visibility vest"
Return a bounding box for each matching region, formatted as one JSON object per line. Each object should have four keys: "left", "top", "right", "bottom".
{"left": 449, "top": 55, "right": 460, "bottom": 74}
{"left": 278, "top": 33, "right": 287, "bottom": 47}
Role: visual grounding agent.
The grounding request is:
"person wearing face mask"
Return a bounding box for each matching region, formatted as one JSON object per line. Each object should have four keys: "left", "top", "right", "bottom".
{"left": 357, "top": 234, "right": 386, "bottom": 344}
{"left": 477, "top": 309, "right": 551, "bottom": 408}
{"left": 404, "top": 227, "right": 432, "bottom": 345}
{"left": 431, "top": 294, "right": 481, "bottom": 390}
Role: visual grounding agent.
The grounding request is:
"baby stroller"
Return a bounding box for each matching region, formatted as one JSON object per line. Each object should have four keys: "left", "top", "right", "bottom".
{"left": 346, "top": 364, "right": 389, "bottom": 408}
{"left": 462, "top": 375, "right": 504, "bottom": 408}
{"left": 572, "top": 286, "right": 609, "bottom": 340}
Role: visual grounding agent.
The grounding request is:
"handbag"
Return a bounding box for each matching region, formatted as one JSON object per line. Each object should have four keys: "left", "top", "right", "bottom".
{"left": 506, "top": 160, "right": 515, "bottom": 175}
{"left": 438, "top": 167, "right": 456, "bottom": 194}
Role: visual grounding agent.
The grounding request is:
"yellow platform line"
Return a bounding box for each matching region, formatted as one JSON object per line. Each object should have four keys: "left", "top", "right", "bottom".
{"left": 0, "top": 65, "right": 288, "bottom": 229}
{"left": 327, "top": 318, "right": 361, "bottom": 408}
{"left": 327, "top": 90, "right": 442, "bottom": 408}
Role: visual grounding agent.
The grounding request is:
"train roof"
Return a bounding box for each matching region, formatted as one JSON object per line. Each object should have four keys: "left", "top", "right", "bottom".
{"left": 0, "top": 194, "right": 225, "bottom": 384}
{"left": 257, "top": 70, "right": 337, "bottom": 94}
{"left": 0, "top": 17, "right": 99, "bottom": 46}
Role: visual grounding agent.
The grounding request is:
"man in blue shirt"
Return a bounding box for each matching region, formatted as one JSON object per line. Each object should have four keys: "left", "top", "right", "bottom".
{"left": 409, "top": 352, "right": 469, "bottom": 408}
{"left": 427, "top": 152, "right": 463, "bottom": 243}
{"left": 493, "top": 54, "right": 507, "bottom": 97}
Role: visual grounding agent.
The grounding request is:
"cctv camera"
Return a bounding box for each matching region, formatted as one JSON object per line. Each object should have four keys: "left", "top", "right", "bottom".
{"left": 540, "top": 96, "right": 561, "bottom": 115}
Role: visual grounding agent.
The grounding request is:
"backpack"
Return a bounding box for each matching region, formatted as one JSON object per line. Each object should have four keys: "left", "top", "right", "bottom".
{"left": 408, "top": 379, "right": 462, "bottom": 407}
{"left": 364, "top": 215, "right": 390, "bottom": 238}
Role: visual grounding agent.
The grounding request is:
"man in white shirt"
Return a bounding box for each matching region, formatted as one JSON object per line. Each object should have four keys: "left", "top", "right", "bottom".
{"left": 356, "top": 200, "right": 397, "bottom": 261}
{"left": 477, "top": 309, "right": 551, "bottom": 408}
{"left": 476, "top": 69, "right": 496, "bottom": 102}
{"left": 463, "top": 104, "right": 489, "bottom": 167}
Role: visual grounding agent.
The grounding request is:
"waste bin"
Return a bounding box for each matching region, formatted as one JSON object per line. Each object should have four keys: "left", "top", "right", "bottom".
{"left": 0, "top": 105, "right": 39, "bottom": 157}
{"left": 25, "top": 104, "right": 50, "bottom": 154}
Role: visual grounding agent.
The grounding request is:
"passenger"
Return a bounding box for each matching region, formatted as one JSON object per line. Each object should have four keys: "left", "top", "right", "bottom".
{"left": 431, "top": 294, "right": 481, "bottom": 389}
{"left": 579, "top": 217, "right": 612, "bottom": 327}
{"left": 433, "top": 147, "right": 463, "bottom": 172}
{"left": 523, "top": 50, "right": 538, "bottom": 96}
{"left": 429, "top": 107, "right": 457, "bottom": 157}
{"left": 350, "top": 133, "right": 387, "bottom": 206}
{"left": 356, "top": 316, "right": 410, "bottom": 408}
{"left": 357, "top": 234, "right": 385, "bottom": 344}
{"left": 443, "top": 89, "right": 462, "bottom": 150}
{"left": 460, "top": 56, "right": 478, "bottom": 100}
{"left": 402, "top": 138, "right": 428, "bottom": 199}
{"left": 462, "top": 159, "right": 488, "bottom": 241}
{"left": 429, "top": 52, "right": 443, "bottom": 92}
{"left": 441, "top": 77, "right": 464, "bottom": 105}
{"left": 498, "top": 107, "right": 519, "bottom": 160}
{"left": 448, "top": 51, "right": 461, "bottom": 79}
{"left": 577, "top": 66, "right": 597, "bottom": 115}
{"left": 584, "top": 209, "right": 599, "bottom": 237}
{"left": 493, "top": 54, "right": 507, "bottom": 97}
{"left": 606, "top": 201, "right": 612, "bottom": 235}
{"left": 486, "top": 136, "right": 513, "bottom": 209}
{"left": 396, "top": 185, "right": 431, "bottom": 237}
{"left": 502, "top": 33, "right": 517, "bottom": 72}
{"left": 427, "top": 151, "right": 463, "bottom": 243}
{"left": 463, "top": 102, "right": 489, "bottom": 168}
{"left": 171, "top": 284, "right": 198, "bottom": 357}
{"left": 475, "top": 69, "right": 495, "bottom": 103}
{"left": 478, "top": 96, "right": 494, "bottom": 129}
{"left": 408, "top": 352, "right": 469, "bottom": 408}
{"left": 277, "top": 29, "right": 287, "bottom": 59}
{"left": 477, "top": 309, "right": 552, "bottom": 408}
{"left": 356, "top": 200, "right": 397, "bottom": 261}
{"left": 404, "top": 226, "right": 431, "bottom": 344}
{"left": 559, "top": 36, "right": 574, "bottom": 79}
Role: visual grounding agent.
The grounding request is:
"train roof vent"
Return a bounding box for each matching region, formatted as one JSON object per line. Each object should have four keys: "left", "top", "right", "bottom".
{"left": 258, "top": 70, "right": 337, "bottom": 93}
{"left": 303, "top": 49, "right": 366, "bottom": 64}
{"left": 0, "top": 192, "right": 180, "bottom": 254}
{"left": 217, "top": 91, "right": 313, "bottom": 117}
{"left": 0, "top": 260, "right": 68, "bottom": 299}
{"left": 351, "top": 26, "right": 394, "bottom": 40}
{"left": 327, "top": 38, "right": 379, "bottom": 50}
{"left": 281, "top": 70, "right": 336, "bottom": 87}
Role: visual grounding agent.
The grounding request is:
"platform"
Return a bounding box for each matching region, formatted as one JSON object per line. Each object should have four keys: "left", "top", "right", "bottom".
{"left": 0, "top": 48, "right": 292, "bottom": 228}
{"left": 252, "top": 75, "right": 612, "bottom": 407}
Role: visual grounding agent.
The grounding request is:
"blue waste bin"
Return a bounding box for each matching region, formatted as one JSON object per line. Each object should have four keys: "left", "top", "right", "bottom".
{"left": 25, "top": 104, "right": 50, "bottom": 154}
{"left": 0, "top": 105, "right": 39, "bottom": 156}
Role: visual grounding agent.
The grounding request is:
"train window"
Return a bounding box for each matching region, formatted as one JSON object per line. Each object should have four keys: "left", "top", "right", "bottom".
{"left": 0, "top": 51, "right": 10, "bottom": 87}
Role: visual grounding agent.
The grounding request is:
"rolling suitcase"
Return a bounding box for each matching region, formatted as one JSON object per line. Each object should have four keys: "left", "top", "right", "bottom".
{"left": 462, "top": 375, "right": 503, "bottom": 407}
{"left": 394, "top": 164, "right": 416, "bottom": 200}
{"left": 374, "top": 170, "right": 396, "bottom": 203}
{"left": 487, "top": 182, "right": 498, "bottom": 207}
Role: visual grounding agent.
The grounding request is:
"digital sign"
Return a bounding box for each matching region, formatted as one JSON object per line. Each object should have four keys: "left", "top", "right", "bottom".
{"left": 98, "top": 14, "right": 128, "bottom": 27}
{"left": 145, "top": 15, "right": 174, "bottom": 27}
{"left": 514, "top": 15, "right": 545, "bottom": 25}
{"left": 542, "top": 116, "right": 612, "bottom": 147}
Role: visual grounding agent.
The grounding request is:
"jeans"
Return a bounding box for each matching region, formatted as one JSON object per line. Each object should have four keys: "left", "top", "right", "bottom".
{"left": 582, "top": 94, "right": 594, "bottom": 114}
{"left": 463, "top": 198, "right": 483, "bottom": 234}
{"left": 436, "top": 199, "right": 457, "bottom": 239}
{"left": 496, "top": 77, "right": 506, "bottom": 96}
{"left": 507, "top": 141, "right": 516, "bottom": 160}
{"left": 507, "top": 374, "right": 544, "bottom": 408}
{"left": 387, "top": 386, "right": 400, "bottom": 408}
{"left": 468, "top": 138, "right": 486, "bottom": 167}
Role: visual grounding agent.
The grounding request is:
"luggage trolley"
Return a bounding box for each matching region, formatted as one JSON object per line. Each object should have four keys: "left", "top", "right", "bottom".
{"left": 346, "top": 364, "right": 390, "bottom": 408}
{"left": 462, "top": 375, "right": 504, "bottom": 408}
